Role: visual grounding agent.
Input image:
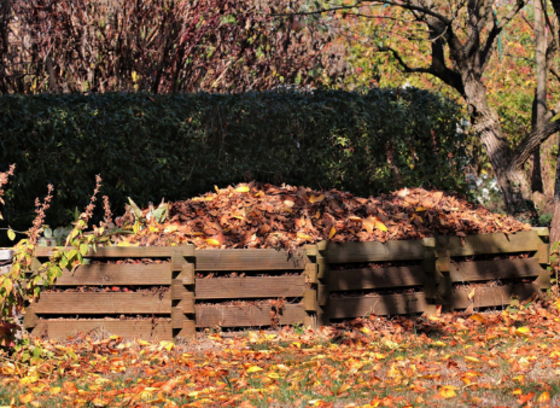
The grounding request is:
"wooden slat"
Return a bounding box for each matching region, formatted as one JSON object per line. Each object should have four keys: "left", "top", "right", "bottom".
{"left": 450, "top": 258, "right": 544, "bottom": 283}
{"left": 35, "top": 245, "right": 193, "bottom": 258}
{"left": 327, "top": 266, "right": 425, "bottom": 292}
{"left": 437, "top": 231, "right": 542, "bottom": 257}
{"left": 42, "top": 263, "right": 171, "bottom": 286}
{"left": 195, "top": 249, "right": 306, "bottom": 271}
{"left": 327, "top": 292, "right": 426, "bottom": 318}
{"left": 31, "top": 319, "right": 172, "bottom": 341}
{"left": 195, "top": 276, "right": 305, "bottom": 299}
{"left": 34, "top": 292, "right": 171, "bottom": 314}
{"left": 196, "top": 303, "right": 306, "bottom": 327}
{"left": 451, "top": 284, "right": 538, "bottom": 309}
{"left": 326, "top": 240, "right": 425, "bottom": 264}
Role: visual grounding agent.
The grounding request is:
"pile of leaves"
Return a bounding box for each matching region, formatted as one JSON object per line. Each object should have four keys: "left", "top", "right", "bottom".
{"left": 2, "top": 297, "right": 560, "bottom": 407}
{"left": 109, "top": 183, "right": 530, "bottom": 250}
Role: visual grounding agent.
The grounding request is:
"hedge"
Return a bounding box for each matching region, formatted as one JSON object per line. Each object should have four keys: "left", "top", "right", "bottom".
{"left": 0, "top": 88, "right": 469, "bottom": 237}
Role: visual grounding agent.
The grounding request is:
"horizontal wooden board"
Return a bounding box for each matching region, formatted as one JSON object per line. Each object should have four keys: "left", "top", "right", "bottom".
{"left": 35, "top": 245, "right": 193, "bottom": 258}
{"left": 195, "top": 249, "right": 306, "bottom": 271}
{"left": 437, "top": 231, "right": 542, "bottom": 257}
{"left": 31, "top": 319, "right": 172, "bottom": 341}
{"left": 452, "top": 284, "right": 538, "bottom": 310}
{"left": 450, "top": 258, "right": 544, "bottom": 283}
{"left": 34, "top": 292, "right": 171, "bottom": 314}
{"left": 326, "top": 240, "right": 425, "bottom": 264}
{"left": 195, "top": 276, "right": 305, "bottom": 299}
{"left": 43, "top": 263, "right": 171, "bottom": 286}
{"left": 327, "top": 292, "right": 426, "bottom": 319}
{"left": 196, "top": 303, "right": 306, "bottom": 327}
{"left": 328, "top": 266, "right": 425, "bottom": 292}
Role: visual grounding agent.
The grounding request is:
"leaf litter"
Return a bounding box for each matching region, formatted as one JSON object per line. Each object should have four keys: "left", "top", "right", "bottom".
{"left": 2, "top": 296, "right": 560, "bottom": 407}
{"left": 108, "top": 183, "right": 530, "bottom": 250}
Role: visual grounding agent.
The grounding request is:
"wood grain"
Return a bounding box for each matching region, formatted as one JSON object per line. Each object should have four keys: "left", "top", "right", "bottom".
{"left": 326, "top": 240, "right": 426, "bottom": 264}
{"left": 34, "top": 292, "right": 171, "bottom": 314}
{"left": 437, "top": 231, "right": 542, "bottom": 257}
{"left": 327, "top": 266, "right": 425, "bottom": 292}
{"left": 327, "top": 292, "right": 426, "bottom": 319}
{"left": 31, "top": 319, "right": 173, "bottom": 341}
{"left": 35, "top": 245, "right": 194, "bottom": 258}
{"left": 196, "top": 303, "right": 306, "bottom": 327}
{"left": 42, "top": 263, "right": 171, "bottom": 286}
{"left": 195, "top": 276, "right": 305, "bottom": 299}
{"left": 451, "top": 283, "right": 539, "bottom": 309}
{"left": 195, "top": 249, "right": 306, "bottom": 271}
{"left": 450, "top": 258, "right": 544, "bottom": 283}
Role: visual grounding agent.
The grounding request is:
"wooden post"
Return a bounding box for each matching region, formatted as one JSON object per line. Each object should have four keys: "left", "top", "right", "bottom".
{"left": 421, "top": 238, "right": 438, "bottom": 316}
{"left": 534, "top": 228, "right": 551, "bottom": 290}
{"left": 171, "top": 246, "right": 196, "bottom": 341}
{"left": 303, "top": 242, "right": 329, "bottom": 328}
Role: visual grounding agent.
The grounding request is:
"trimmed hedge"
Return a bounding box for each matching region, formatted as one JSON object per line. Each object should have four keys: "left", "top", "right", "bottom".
{"left": 0, "top": 89, "right": 468, "bottom": 235}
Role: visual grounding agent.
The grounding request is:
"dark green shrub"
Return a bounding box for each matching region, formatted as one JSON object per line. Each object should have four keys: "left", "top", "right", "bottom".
{"left": 0, "top": 88, "right": 468, "bottom": 238}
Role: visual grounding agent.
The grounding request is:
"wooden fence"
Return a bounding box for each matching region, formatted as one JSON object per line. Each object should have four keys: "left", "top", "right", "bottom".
{"left": 20, "top": 228, "right": 550, "bottom": 341}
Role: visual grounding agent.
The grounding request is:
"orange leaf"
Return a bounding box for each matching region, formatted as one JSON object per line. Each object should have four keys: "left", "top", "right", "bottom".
{"left": 438, "top": 385, "right": 457, "bottom": 398}
{"left": 537, "top": 391, "right": 551, "bottom": 403}
{"left": 160, "top": 378, "right": 178, "bottom": 393}
{"left": 19, "top": 392, "right": 34, "bottom": 403}
{"left": 328, "top": 226, "right": 337, "bottom": 239}
{"left": 205, "top": 238, "right": 221, "bottom": 247}
{"left": 309, "top": 194, "right": 325, "bottom": 204}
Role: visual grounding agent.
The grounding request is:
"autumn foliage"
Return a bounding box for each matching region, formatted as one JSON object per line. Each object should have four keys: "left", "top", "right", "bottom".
{"left": 107, "top": 182, "right": 531, "bottom": 250}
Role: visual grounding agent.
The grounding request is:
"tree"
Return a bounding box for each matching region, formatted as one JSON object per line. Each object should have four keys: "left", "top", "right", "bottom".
{"left": 301, "top": 0, "right": 560, "bottom": 217}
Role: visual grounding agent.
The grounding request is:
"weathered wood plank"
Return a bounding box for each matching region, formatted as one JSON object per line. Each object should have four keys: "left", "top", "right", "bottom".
{"left": 437, "top": 231, "right": 542, "bottom": 257}
{"left": 196, "top": 303, "right": 306, "bottom": 327}
{"left": 195, "top": 249, "right": 306, "bottom": 271}
{"left": 327, "top": 292, "right": 426, "bottom": 319}
{"left": 31, "top": 319, "right": 172, "bottom": 341}
{"left": 35, "top": 245, "right": 193, "bottom": 258}
{"left": 450, "top": 258, "right": 544, "bottom": 283}
{"left": 195, "top": 276, "right": 305, "bottom": 299}
{"left": 451, "top": 284, "right": 538, "bottom": 309}
{"left": 41, "top": 263, "right": 171, "bottom": 286}
{"left": 34, "top": 292, "right": 171, "bottom": 314}
{"left": 326, "top": 240, "right": 426, "bottom": 264}
{"left": 327, "top": 266, "right": 425, "bottom": 292}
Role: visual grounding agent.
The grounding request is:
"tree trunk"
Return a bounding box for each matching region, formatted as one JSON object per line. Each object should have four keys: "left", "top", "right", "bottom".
{"left": 464, "top": 79, "right": 536, "bottom": 217}
{"left": 551, "top": 133, "right": 560, "bottom": 243}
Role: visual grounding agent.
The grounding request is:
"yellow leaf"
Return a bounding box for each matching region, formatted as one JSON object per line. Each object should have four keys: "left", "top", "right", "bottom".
{"left": 49, "top": 386, "right": 62, "bottom": 395}
{"left": 515, "top": 327, "right": 531, "bottom": 337}
{"left": 432, "top": 341, "right": 446, "bottom": 347}
{"left": 137, "top": 339, "right": 151, "bottom": 346}
{"left": 467, "top": 288, "right": 476, "bottom": 300}
{"left": 2, "top": 278, "right": 12, "bottom": 294}
{"left": 19, "top": 393, "right": 34, "bottom": 403}
{"left": 297, "top": 233, "right": 312, "bottom": 240}
{"left": 159, "top": 340, "right": 175, "bottom": 352}
{"left": 283, "top": 200, "right": 295, "bottom": 208}
{"left": 7, "top": 228, "right": 15, "bottom": 241}
{"left": 235, "top": 186, "right": 250, "bottom": 193}
{"left": 205, "top": 238, "right": 221, "bottom": 247}
{"left": 348, "top": 216, "right": 362, "bottom": 222}
{"left": 246, "top": 366, "right": 263, "bottom": 373}
{"left": 309, "top": 194, "right": 325, "bottom": 204}
{"left": 415, "top": 207, "right": 428, "bottom": 212}
{"left": 267, "top": 373, "right": 280, "bottom": 379}
{"left": 438, "top": 385, "right": 457, "bottom": 398}
{"left": 469, "top": 313, "right": 488, "bottom": 324}
{"left": 537, "top": 391, "right": 551, "bottom": 403}
{"left": 328, "top": 226, "right": 336, "bottom": 239}
{"left": 214, "top": 185, "right": 220, "bottom": 193}
{"left": 276, "top": 364, "right": 290, "bottom": 372}
{"left": 464, "top": 356, "right": 480, "bottom": 363}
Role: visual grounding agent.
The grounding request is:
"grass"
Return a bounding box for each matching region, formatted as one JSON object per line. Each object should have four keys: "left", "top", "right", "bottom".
{"left": 2, "top": 298, "right": 560, "bottom": 407}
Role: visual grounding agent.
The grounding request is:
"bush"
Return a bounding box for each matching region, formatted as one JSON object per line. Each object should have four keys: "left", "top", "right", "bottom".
{"left": 0, "top": 88, "right": 468, "bottom": 238}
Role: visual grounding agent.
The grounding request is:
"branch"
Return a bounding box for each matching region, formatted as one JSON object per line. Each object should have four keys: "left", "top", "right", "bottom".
{"left": 497, "top": 0, "right": 527, "bottom": 30}
{"left": 510, "top": 119, "right": 560, "bottom": 171}
{"left": 378, "top": 46, "right": 433, "bottom": 75}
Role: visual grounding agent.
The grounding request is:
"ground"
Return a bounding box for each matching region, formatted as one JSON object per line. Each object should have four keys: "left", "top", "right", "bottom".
{"left": 1, "top": 296, "right": 560, "bottom": 408}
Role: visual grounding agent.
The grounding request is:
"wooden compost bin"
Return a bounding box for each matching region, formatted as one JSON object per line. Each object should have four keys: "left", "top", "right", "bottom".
{"left": 23, "top": 228, "right": 550, "bottom": 341}
{"left": 323, "top": 228, "right": 550, "bottom": 322}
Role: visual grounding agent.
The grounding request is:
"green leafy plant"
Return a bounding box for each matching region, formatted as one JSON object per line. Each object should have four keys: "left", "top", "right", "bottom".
{"left": 0, "top": 172, "right": 112, "bottom": 347}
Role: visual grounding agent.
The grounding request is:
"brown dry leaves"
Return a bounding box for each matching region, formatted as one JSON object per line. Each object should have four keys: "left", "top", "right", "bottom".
{"left": 3, "top": 298, "right": 560, "bottom": 407}
{"left": 111, "top": 183, "right": 530, "bottom": 249}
